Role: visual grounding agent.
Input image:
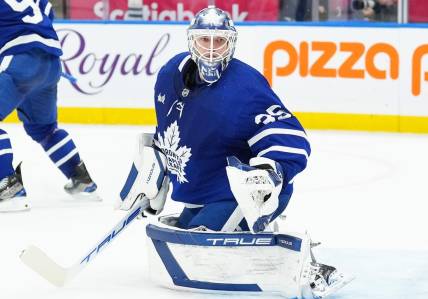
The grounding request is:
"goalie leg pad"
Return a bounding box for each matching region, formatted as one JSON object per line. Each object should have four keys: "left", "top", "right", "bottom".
{"left": 119, "top": 133, "right": 167, "bottom": 211}
{"left": 146, "top": 217, "right": 353, "bottom": 298}
{"left": 145, "top": 218, "right": 314, "bottom": 298}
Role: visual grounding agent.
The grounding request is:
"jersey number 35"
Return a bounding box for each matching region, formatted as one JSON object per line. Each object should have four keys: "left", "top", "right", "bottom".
{"left": 5, "top": 0, "right": 47, "bottom": 24}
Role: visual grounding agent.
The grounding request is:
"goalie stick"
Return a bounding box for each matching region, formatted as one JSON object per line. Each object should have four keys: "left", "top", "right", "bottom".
{"left": 19, "top": 198, "right": 149, "bottom": 287}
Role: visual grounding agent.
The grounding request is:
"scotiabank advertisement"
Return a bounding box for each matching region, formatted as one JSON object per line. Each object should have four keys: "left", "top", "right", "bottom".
{"left": 53, "top": 22, "right": 428, "bottom": 128}
{"left": 69, "top": 0, "right": 278, "bottom": 21}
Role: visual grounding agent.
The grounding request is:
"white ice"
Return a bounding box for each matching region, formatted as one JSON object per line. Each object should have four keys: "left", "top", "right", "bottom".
{"left": 1, "top": 123, "right": 427, "bottom": 299}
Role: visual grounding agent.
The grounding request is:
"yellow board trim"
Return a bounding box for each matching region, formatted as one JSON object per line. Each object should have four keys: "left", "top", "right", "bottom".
{"left": 3, "top": 107, "right": 157, "bottom": 125}
{"left": 294, "top": 112, "right": 428, "bottom": 133}
{"left": 3, "top": 108, "right": 428, "bottom": 133}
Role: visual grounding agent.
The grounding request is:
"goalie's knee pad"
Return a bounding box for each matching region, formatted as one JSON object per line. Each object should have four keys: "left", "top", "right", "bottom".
{"left": 119, "top": 133, "right": 168, "bottom": 212}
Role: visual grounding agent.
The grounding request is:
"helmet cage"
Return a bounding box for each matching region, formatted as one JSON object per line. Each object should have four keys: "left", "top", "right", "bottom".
{"left": 187, "top": 28, "right": 237, "bottom": 83}
{"left": 188, "top": 29, "right": 237, "bottom": 65}
{"left": 186, "top": 6, "right": 238, "bottom": 83}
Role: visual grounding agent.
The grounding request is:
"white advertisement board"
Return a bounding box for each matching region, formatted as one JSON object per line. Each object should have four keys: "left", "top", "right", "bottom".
{"left": 49, "top": 22, "right": 428, "bottom": 130}
{"left": 56, "top": 23, "right": 187, "bottom": 108}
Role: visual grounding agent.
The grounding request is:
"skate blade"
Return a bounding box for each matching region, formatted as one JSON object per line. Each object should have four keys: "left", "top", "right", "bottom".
{"left": 0, "top": 197, "right": 31, "bottom": 212}
{"left": 317, "top": 274, "right": 355, "bottom": 298}
{"left": 67, "top": 191, "right": 103, "bottom": 202}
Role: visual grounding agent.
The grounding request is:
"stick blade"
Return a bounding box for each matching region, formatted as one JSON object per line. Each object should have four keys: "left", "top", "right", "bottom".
{"left": 20, "top": 245, "right": 68, "bottom": 287}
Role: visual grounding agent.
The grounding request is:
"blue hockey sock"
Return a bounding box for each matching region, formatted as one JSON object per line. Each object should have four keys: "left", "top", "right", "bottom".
{"left": 0, "top": 128, "right": 14, "bottom": 180}
{"left": 41, "top": 129, "right": 81, "bottom": 179}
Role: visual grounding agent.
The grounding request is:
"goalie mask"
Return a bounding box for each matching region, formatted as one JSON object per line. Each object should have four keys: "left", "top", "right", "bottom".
{"left": 187, "top": 6, "right": 237, "bottom": 84}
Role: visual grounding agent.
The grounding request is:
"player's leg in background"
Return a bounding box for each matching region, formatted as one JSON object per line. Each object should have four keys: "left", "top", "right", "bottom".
{"left": 0, "top": 55, "right": 30, "bottom": 210}
{"left": 17, "top": 49, "right": 98, "bottom": 198}
{"left": 0, "top": 128, "right": 28, "bottom": 210}
{"left": 0, "top": 55, "right": 24, "bottom": 120}
{"left": 0, "top": 129, "right": 14, "bottom": 179}
{"left": 0, "top": 55, "right": 22, "bottom": 180}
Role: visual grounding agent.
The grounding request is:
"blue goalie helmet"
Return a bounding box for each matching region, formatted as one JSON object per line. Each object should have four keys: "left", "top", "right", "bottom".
{"left": 187, "top": 6, "right": 238, "bottom": 84}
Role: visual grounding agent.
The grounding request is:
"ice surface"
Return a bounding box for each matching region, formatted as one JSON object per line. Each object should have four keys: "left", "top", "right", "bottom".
{"left": 1, "top": 124, "right": 427, "bottom": 299}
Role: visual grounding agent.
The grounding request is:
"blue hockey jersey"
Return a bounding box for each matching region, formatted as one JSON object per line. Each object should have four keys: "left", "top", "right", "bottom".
{"left": 0, "top": 0, "right": 62, "bottom": 57}
{"left": 154, "top": 53, "right": 311, "bottom": 205}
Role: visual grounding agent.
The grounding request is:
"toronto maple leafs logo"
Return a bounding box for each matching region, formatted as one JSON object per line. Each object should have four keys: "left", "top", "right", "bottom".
{"left": 156, "top": 121, "right": 192, "bottom": 183}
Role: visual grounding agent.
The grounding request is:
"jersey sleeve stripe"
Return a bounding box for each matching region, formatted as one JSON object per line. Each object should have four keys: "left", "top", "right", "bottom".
{"left": 0, "top": 149, "right": 13, "bottom": 157}
{"left": 257, "top": 145, "right": 309, "bottom": 159}
{"left": 0, "top": 55, "right": 13, "bottom": 73}
{"left": 0, "top": 133, "right": 10, "bottom": 141}
{"left": 44, "top": 2, "right": 52, "bottom": 16}
{"left": 178, "top": 55, "right": 191, "bottom": 72}
{"left": 248, "top": 128, "right": 308, "bottom": 147}
{"left": 0, "top": 34, "right": 61, "bottom": 56}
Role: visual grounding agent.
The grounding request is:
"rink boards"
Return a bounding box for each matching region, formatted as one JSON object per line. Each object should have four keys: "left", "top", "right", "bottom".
{"left": 4, "top": 22, "right": 428, "bottom": 133}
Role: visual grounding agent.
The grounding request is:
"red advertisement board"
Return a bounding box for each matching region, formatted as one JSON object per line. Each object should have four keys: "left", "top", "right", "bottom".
{"left": 69, "top": 0, "right": 279, "bottom": 21}
{"left": 409, "top": 0, "right": 428, "bottom": 22}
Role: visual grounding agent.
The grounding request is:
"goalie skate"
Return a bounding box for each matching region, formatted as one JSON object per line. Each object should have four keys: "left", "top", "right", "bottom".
{"left": 309, "top": 262, "right": 354, "bottom": 299}
{"left": 64, "top": 162, "right": 100, "bottom": 201}
{"left": 0, "top": 163, "right": 30, "bottom": 212}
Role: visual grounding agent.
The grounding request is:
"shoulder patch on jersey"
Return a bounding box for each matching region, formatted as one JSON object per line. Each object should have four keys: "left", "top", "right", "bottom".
{"left": 157, "top": 93, "right": 165, "bottom": 104}
{"left": 156, "top": 121, "right": 192, "bottom": 183}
